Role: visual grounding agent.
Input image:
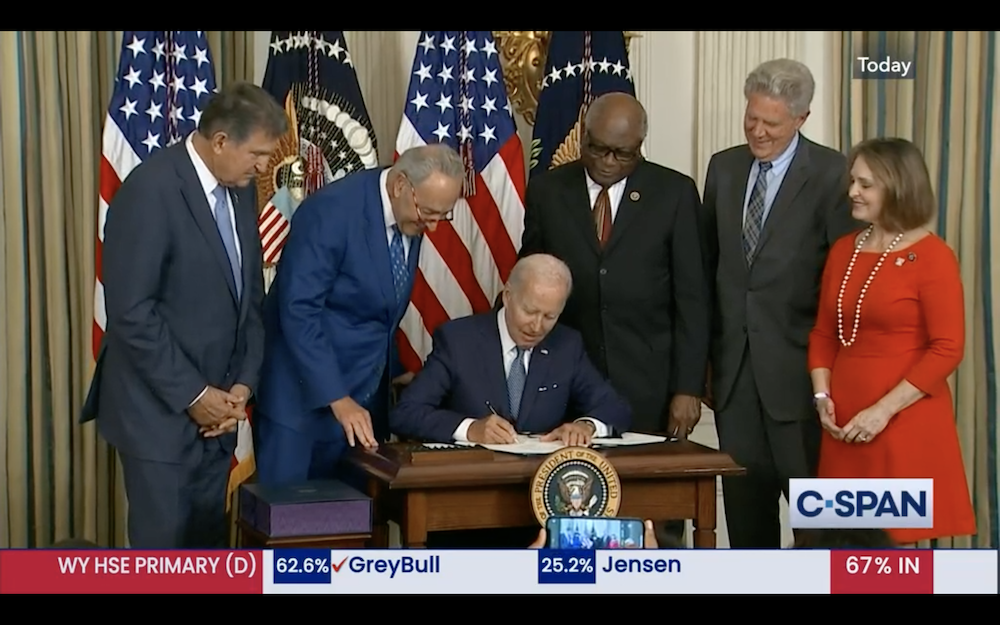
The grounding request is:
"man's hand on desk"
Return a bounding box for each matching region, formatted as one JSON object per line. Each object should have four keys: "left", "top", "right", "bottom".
{"left": 467, "top": 415, "right": 517, "bottom": 444}
{"left": 331, "top": 396, "right": 378, "bottom": 449}
{"left": 200, "top": 383, "right": 251, "bottom": 438}
{"left": 529, "top": 520, "right": 660, "bottom": 549}
{"left": 540, "top": 421, "right": 596, "bottom": 447}
{"left": 666, "top": 394, "right": 702, "bottom": 441}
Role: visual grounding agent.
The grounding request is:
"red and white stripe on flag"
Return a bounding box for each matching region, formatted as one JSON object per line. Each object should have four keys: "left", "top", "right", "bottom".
{"left": 257, "top": 200, "right": 290, "bottom": 265}
{"left": 393, "top": 31, "right": 526, "bottom": 371}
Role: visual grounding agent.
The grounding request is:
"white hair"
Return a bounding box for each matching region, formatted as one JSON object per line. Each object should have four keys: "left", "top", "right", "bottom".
{"left": 744, "top": 58, "right": 815, "bottom": 118}
{"left": 508, "top": 254, "right": 573, "bottom": 296}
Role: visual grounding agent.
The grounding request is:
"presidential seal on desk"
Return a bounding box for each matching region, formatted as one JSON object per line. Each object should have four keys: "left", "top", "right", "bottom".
{"left": 530, "top": 447, "right": 621, "bottom": 525}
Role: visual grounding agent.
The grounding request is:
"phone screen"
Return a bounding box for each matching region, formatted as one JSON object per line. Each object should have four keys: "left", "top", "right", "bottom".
{"left": 546, "top": 516, "right": 645, "bottom": 549}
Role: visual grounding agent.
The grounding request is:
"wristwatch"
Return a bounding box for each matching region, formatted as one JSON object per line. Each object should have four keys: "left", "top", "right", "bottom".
{"left": 813, "top": 392, "right": 830, "bottom": 405}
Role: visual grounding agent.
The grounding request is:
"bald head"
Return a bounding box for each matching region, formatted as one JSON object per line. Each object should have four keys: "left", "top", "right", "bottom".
{"left": 581, "top": 92, "right": 646, "bottom": 187}
{"left": 584, "top": 92, "right": 648, "bottom": 138}
{"left": 502, "top": 254, "right": 572, "bottom": 348}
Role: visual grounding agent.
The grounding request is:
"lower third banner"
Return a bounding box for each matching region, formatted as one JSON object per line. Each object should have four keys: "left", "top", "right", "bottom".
{"left": 0, "top": 549, "right": 995, "bottom": 594}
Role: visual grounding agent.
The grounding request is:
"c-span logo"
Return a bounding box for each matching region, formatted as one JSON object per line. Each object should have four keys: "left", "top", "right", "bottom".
{"left": 790, "top": 478, "right": 932, "bottom": 529}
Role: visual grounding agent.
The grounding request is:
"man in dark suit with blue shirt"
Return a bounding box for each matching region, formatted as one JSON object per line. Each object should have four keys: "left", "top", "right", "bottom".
{"left": 391, "top": 254, "right": 631, "bottom": 446}
{"left": 82, "top": 82, "right": 287, "bottom": 548}
{"left": 253, "top": 144, "right": 465, "bottom": 485}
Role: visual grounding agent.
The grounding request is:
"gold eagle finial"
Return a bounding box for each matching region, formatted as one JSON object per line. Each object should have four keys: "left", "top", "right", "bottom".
{"left": 254, "top": 92, "right": 303, "bottom": 214}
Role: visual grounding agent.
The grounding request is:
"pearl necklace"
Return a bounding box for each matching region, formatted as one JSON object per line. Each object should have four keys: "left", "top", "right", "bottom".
{"left": 837, "top": 225, "right": 905, "bottom": 347}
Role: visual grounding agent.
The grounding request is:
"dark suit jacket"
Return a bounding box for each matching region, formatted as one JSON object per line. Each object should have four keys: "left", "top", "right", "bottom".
{"left": 519, "top": 160, "right": 710, "bottom": 431}
{"left": 700, "top": 134, "right": 859, "bottom": 421}
{"left": 390, "top": 311, "right": 631, "bottom": 443}
{"left": 81, "top": 143, "right": 264, "bottom": 463}
{"left": 255, "top": 168, "right": 420, "bottom": 442}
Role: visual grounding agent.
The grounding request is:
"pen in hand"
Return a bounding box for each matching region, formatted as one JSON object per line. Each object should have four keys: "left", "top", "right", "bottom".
{"left": 484, "top": 400, "right": 519, "bottom": 443}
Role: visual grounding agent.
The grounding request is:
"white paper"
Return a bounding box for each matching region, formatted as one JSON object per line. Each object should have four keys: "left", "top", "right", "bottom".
{"left": 422, "top": 442, "right": 461, "bottom": 449}
{"left": 592, "top": 432, "right": 668, "bottom": 447}
{"left": 451, "top": 432, "right": 668, "bottom": 455}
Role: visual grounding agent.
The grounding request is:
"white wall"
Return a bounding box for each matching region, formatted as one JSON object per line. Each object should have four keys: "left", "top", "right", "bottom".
{"left": 253, "top": 30, "right": 836, "bottom": 184}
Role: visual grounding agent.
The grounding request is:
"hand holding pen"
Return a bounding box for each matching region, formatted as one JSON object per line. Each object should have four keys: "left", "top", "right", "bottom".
{"left": 465, "top": 400, "right": 518, "bottom": 444}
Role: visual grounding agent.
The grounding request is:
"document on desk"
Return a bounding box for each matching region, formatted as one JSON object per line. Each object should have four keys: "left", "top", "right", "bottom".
{"left": 452, "top": 432, "right": 669, "bottom": 455}
{"left": 593, "top": 432, "right": 668, "bottom": 447}
{"left": 453, "top": 435, "right": 562, "bottom": 455}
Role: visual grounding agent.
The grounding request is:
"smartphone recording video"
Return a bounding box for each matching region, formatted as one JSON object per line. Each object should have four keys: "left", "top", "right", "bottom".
{"left": 546, "top": 516, "right": 645, "bottom": 549}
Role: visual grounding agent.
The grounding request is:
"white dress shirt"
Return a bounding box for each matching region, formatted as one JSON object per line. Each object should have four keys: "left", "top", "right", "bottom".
{"left": 185, "top": 133, "right": 243, "bottom": 407}
{"left": 379, "top": 168, "right": 412, "bottom": 260}
{"left": 585, "top": 171, "right": 628, "bottom": 221}
{"left": 451, "top": 308, "right": 610, "bottom": 441}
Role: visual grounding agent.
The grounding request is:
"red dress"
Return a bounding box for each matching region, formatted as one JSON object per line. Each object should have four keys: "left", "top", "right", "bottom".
{"left": 808, "top": 231, "right": 976, "bottom": 543}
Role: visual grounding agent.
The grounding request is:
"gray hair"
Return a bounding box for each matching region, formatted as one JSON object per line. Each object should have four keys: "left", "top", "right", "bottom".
{"left": 584, "top": 92, "right": 649, "bottom": 139}
{"left": 744, "top": 59, "right": 815, "bottom": 118}
{"left": 198, "top": 81, "right": 288, "bottom": 142}
{"left": 391, "top": 144, "right": 465, "bottom": 185}
{"left": 508, "top": 253, "right": 573, "bottom": 296}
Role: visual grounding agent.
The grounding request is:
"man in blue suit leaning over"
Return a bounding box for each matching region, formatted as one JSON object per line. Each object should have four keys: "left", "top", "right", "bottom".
{"left": 254, "top": 144, "right": 465, "bottom": 485}
{"left": 391, "top": 254, "right": 631, "bottom": 446}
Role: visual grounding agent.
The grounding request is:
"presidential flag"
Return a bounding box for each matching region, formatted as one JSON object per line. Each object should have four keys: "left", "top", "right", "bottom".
{"left": 394, "top": 31, "right": 526, "bottom": 372}
{"left": 529, "top": 31, "right": 635, "bottom": 177}
{"left": 256, "top": 31, "right": 378, "bottom": 278}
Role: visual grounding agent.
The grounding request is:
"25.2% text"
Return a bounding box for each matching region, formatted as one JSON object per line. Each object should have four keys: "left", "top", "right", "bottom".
{"left": 540, "top": 556, "right": 594, "bottom": 574}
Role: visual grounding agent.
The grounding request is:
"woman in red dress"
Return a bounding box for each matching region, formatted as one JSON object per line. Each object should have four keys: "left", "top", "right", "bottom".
{"left": 807, "top": 138, "right": 976, "bottom": 544}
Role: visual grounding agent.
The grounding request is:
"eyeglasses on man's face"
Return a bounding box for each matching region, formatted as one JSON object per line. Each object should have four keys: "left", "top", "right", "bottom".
{"left": 406, "top": 176, "right": 454, "bottom": 222}
{"left": 582, "top": 136, "right": 641, "bottom": 162}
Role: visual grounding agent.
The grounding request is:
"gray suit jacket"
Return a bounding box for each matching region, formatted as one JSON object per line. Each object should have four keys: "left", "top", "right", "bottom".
{"left": 81, "top": 143, "right": 265, "bottom": 463}
{"left": 700, "top": 135, "right": 859, "bottom": 422}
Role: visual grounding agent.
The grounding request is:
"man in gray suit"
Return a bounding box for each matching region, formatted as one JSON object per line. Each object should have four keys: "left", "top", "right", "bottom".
{"left": 700, "top": 59, "right": 859, "bottom": 548}
{"left": 82, "top": 83, "right": 288, "bottom": 548}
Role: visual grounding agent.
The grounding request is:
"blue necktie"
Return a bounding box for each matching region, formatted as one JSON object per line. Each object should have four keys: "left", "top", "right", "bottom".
{"left": 742, "top": 161, "right": 773, "bottom": 265}
{"left": 212, "top": 185, "right": 241, "bottom": 299}
{"left": 507, "top": 347, "right": 526, "bottom": 420}
{"left": 389, "top": 225, "right": 408, "bottom": 303}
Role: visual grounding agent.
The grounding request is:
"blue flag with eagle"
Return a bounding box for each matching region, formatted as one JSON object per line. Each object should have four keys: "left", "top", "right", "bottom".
{"left": 529, "top": 31, "right": 635, "bottom": 177}
{"left": 256, "top": 31, "right": 379, "bottom": 282}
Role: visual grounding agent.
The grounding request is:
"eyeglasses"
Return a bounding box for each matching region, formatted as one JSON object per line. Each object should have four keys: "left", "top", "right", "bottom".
{"left": 405, "top": 175, "right": 454, "bottom": 222}
{"left": 583, "top": 136, "right": 641, "bottom": 162}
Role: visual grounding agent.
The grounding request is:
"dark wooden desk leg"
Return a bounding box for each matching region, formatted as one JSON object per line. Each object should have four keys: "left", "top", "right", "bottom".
{"left": 367, "top": 477, "right": 390, "bottom": 549}
{"left": 692, "top": 477, "right": 718, "bottom": 548}
{"left": 401, "top": 491, "right": 429, "bottom": 548}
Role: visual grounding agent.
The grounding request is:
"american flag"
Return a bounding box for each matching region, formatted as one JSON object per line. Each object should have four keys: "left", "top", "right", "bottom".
{"left": 93, "top": 32, "right": 251, "bottom": 508}
{"left": 394, "top": 31, "right": 526, "bottom": 371}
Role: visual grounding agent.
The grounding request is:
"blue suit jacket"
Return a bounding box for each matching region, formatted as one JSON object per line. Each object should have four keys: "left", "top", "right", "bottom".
{"left": 256, "top": 168, "right": 420, "bottom": 442}
{"left": 81, "top": 143, "right": 264, "bottom": 463}
{"left": 390, "top": 311, "right": 632, "bottom": 442}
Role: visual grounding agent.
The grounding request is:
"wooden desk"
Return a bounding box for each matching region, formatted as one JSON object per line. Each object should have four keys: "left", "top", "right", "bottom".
{"left": 348, "top": 441, "right": 744, "bottom": 548}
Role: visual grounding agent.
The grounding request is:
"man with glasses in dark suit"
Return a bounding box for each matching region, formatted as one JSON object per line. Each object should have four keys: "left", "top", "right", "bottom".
{"left": 519, "top": 92, "right": 711, "bottom": 544}
{"left": 253, "top": 144, "right": 465, "bottom": 485}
